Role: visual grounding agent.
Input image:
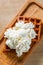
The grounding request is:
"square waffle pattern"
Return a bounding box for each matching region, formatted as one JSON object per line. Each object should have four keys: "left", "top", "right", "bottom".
{"left": 4, "top": 16, "right": 41, "bottom": 52}
{"left": 18, "top": 16, "right": 41, "bottom": 42}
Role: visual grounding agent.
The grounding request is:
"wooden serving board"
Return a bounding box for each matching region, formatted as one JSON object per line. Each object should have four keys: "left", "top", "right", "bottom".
{"left": 0, "top": 0, "right": 43, "bottom": 65}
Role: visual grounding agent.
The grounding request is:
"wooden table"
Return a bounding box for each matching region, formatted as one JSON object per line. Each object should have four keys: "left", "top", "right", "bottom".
{"left": 0, "top": 0, "right": 43, "bottom": 65}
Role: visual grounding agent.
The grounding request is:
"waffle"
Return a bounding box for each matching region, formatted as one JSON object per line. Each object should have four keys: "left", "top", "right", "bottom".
{"left": 4, "top": 16, "right": 41, "bottom": 52}
{"left": 18, "top": 16, "right": 41, "bottom": 41}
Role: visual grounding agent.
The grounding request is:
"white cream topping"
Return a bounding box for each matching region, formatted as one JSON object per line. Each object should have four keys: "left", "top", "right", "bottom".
{"left": 4, "top": 20, "right": 36, "bottom": 57}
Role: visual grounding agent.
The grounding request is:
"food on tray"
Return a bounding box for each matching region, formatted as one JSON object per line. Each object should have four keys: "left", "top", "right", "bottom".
{"left": 4, "top": 16, "right": 41, "bottom": 57}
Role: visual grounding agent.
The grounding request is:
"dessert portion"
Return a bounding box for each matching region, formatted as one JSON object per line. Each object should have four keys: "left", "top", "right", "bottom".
{"left": 18, "top": 16, "right": 41, "bottom": 41}
{"left": 4, "top": 16, "right": 41, "bottom": 57}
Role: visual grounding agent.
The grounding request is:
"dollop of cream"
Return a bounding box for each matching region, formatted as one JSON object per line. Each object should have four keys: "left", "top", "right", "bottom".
{"left": 4, "top": 20, "right": 36, "bottom": 57}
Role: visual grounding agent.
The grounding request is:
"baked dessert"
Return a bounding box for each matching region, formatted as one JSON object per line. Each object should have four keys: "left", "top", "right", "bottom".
{"left": 4, "top": 16, "right": 41, "bottom": 57}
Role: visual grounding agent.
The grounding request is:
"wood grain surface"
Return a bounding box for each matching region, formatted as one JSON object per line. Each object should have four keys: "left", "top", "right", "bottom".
{"left": 0, "top": 0, "right": 43, "bottom": 65}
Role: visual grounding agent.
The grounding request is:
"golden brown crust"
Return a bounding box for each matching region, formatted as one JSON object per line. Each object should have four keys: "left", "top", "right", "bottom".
{"left": 4, "top": 16, "right": 41, "bottom": 52}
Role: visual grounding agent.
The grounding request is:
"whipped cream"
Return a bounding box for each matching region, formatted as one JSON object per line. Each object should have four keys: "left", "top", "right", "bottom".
{"left": 4, "top": 20, "right": 36, "bottom": 57}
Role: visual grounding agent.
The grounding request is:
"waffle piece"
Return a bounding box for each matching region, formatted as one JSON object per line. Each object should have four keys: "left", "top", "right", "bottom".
{"left": 18, "top": 16, "right": 41, "bottom": 42}
{"left": 4, "top": 16, "right": 41, "bottom": 52}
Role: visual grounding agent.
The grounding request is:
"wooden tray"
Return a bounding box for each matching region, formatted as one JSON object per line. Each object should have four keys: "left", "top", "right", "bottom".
{"left": 0, "top": 0, "right": 43, "bottom": 65}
